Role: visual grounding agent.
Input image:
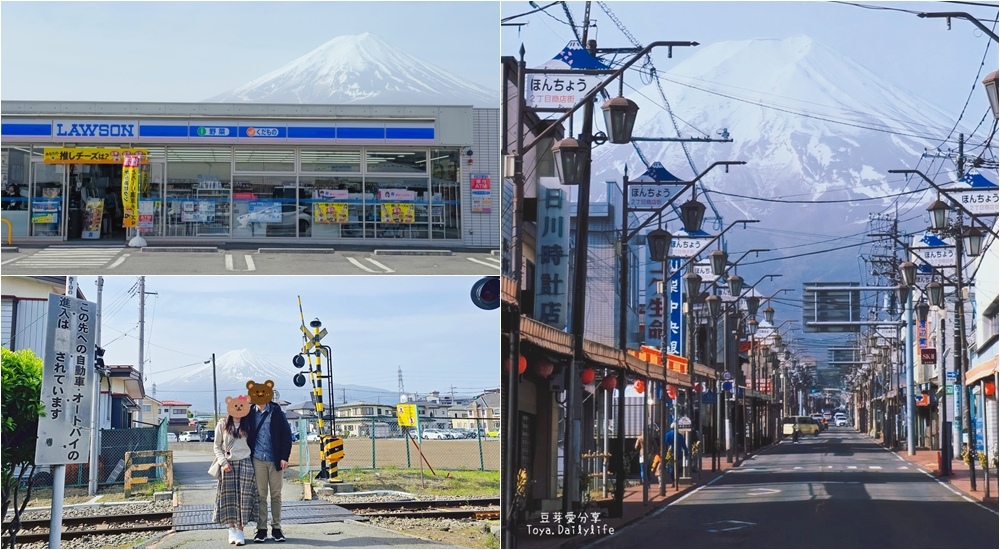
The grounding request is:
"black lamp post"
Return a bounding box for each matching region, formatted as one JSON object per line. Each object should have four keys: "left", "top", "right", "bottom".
{"left": 963, "top": 227, "right": 984, "bottom": 258}
{"left": 680, "top": 199, "right": 707, "bottom": 234}
{"left": 647, "top": 227, "right": 672, "bottom": 495}
{"left": 927, "top": 281, "right": 945, "bottom": 309}
{"left": 552, "top": 137, "right": 586, "bottom": 186}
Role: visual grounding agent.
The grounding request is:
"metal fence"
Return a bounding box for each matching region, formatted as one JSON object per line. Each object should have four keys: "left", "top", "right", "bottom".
{"left": 291, "top": 416, "right": 500, "bottom": 473}
{"left": 31, "top": 420, "right": 164, "bottom": 488}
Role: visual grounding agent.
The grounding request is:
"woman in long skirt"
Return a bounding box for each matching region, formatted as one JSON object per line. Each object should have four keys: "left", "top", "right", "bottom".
{"left": 213, "top": 396, "right": 258, "bottom": 545}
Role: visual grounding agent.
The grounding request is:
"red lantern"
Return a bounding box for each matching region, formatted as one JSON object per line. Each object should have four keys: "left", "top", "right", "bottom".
{"left": 634, "top": 379, "right": 646, "bottom": 394}
{"left": 535, "top": 359, "right": 554, "bottom": 378}
{"left": 581, "top": 368, "right": 596, "bottom": 384}
{"left": 504, "top": 356, "right": 527, "bottom": 375}
{"left": 985, "top": 380, "right": 996, "bottom": 397}
{"left": 694, "top": 382, "right": 702, "bottom": 393}
{"left": 667, "top": 384, "right": 677, "bottom": 400}
{"left": 601, "top": 375, "right": 618, "bottom": 391}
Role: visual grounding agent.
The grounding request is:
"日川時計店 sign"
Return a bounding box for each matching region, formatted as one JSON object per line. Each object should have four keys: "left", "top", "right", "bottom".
{"left": 35, "top": 294, "right": 96, "bottom": 466}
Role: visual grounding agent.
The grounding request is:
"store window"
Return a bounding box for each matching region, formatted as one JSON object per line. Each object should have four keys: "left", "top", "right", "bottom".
{"left": 235, "top": 149, "right": 295, "bottom": 172}
{"left": 430, "top": 149, "right": 462, "bottom": 239}
{"left": 366, "top": 177, "right": 431, "bottom": 239}
{"left": 30, "top": 154, "right": 65, "bottom": 237}
{"left": 1, "top": 146, "right": 31, "bottom": 237}
{"left": 165, "top": 147, "right": 232, "bottom": 237}
{"left": 299, "top": 175, "right": 364, "bottom": 239}
{"left": 231, "top": 175, "right": 304, "bottom": 238}
{"left": 300, "top": 149, "right": 361, "bottom": 173}
{"left": 366, "top": 150, "right": 427, "bottom": 174}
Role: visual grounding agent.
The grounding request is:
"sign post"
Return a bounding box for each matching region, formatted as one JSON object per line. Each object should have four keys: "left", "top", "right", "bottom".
{"left": 36, "top": 282, "right": 95, "bottom": 548}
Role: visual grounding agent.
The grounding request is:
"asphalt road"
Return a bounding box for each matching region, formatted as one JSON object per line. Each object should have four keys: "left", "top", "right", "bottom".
{"left": 591, "top": 428, "right": 999, "bottom": 549}
{"left": 0, "top": 245, "right": 501, "bottom": 275}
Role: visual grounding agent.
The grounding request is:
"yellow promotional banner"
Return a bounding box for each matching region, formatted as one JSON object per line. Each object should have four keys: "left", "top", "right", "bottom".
{"left": 314, "top": 202, "right": 349, "bottom": 224}
{"left": 396, "top": 404, "right": 418, "bottom": 428}
{"left": 43, "top": 148, "right": 148, "bottom": 164}
{"left": 121, "top": 155, "right": 140, "bottom": 228}
{"left": 380, "top": 203, "right": 415, "bottom": 224}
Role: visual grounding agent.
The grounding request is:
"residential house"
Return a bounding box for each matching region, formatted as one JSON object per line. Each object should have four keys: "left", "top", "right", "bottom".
{"left": 157, "top": 400, "right": 193, "bottom": 435}
{"left": 105, "top": 365, "right": 144, "bottom": 429}
{"left": 452, "top": 391, "right": 501, "bottom": 433}
{"left": 2, "top": 276, "right": 87, "bottom": 360}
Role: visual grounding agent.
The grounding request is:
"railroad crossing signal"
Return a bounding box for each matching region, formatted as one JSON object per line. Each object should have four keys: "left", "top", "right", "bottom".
{"left": 322, "top": 435, "right": 345, "bottom": 481}
{"left": 300, "top": 324, "right": 328, "bottom": 350}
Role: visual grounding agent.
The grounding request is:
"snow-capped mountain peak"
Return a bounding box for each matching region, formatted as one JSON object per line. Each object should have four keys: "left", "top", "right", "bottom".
{"left": 206, "top": 33, "right": 497, "bottom": 107}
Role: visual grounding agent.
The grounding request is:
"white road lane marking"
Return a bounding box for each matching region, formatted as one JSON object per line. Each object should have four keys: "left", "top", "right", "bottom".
{"left": 8, "top": 247, "right": 123, "bottom": 268}
{"left": 467, "top": 257, "right": 502, "bottom": 270}
{"left": 108, "top": 254, "right": 129, "bottom": 269}
{"left": 365, "top": 258, "right": 395, "bottom": 273}
{"left": 347, "top": 257, "right": 378, "bottom": 273}
{"left": 225, "top": 254, "right": 234, "bottom": 271}
{"left": 245, "top": 255, "right": 256, "bottom": 272}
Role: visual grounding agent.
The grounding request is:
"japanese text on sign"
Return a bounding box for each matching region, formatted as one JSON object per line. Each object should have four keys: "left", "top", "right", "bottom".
{"left": 525, "top": 73, "right": 604, "bottom": 109}
{"left": 43, "top": 148, "right": 149, "bottom": 165}
{"left": 535, "top": 178, "right": 570, "bottom": 329}
{"left": 35, "top": 294, "right": 96, "bottom": 466}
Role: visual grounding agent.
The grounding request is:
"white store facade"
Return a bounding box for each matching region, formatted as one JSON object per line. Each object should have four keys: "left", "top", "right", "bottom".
{"left": 1, "top": 102, "right": 500, "bottom": 249}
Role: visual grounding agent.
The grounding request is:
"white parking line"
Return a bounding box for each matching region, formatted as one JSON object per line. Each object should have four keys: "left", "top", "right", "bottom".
{"left": 869, "top": 466, "right": 882, "bottom": 470}
{"left": 365, "top": 258, "right": 395, "bottom": 273}
{"left": 225, "top": 254, "right": 234, "bottom": 271}
{"left": 848, "top": 466, "right": 857, "bottom": 469}
{"left": 897, "top": 466, "right": 908, "bottom": 470}
{"left": 347, "top": 257, "right": 378, "bottom": 273}
{"left": 245, "top": 255, "right": 256, "bottom": 272}
{"left": 467, "top": 257, "right": 501, "bottom": 270}
{"left": 108, "top": 254, "right": 129, "bottom": 270}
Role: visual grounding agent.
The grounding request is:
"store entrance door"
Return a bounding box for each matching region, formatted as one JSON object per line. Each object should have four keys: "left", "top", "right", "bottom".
{"left": 67, "top": 163, "right": 124, "bottom": 241}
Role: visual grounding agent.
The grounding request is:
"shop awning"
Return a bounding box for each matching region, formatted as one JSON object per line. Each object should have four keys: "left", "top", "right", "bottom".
{"left": 965, "top": 356, "right": 998, "bottom": 386}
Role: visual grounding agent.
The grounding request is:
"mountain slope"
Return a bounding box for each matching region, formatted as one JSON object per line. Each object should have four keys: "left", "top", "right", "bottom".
{"left": 206, "top": 32, "right": 497, "bottom": 107}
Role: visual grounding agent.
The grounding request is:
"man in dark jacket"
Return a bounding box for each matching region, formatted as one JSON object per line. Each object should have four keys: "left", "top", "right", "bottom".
{"left": 246, "top": 381, "right": 293, "bottom": 543}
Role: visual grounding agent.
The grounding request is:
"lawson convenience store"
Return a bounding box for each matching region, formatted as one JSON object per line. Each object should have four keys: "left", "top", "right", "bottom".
{"left": 0, "top": 102, "right": 499, "bottom": 248}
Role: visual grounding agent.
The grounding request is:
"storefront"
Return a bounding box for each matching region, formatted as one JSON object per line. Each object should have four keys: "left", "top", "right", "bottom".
{"left": 1, "top": 102, "right": 500, "bottom": 248}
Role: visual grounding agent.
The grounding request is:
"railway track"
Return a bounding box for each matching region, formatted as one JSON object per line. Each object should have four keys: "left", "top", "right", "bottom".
{"left": 1, "top": 512, "right": 174, "bottom": 546}
{"left": 338, "top": 497, "right": 501, "bottom": 520}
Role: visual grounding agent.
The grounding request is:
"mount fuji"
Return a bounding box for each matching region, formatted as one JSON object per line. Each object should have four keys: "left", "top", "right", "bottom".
{"left": 206, "top": 32, "right": 497, "bottom": 107}
{"left": 589, "top": 35, "right": 981, "bottom": 285}
{"left": 152, "top": 349, "right": 401, "bottom": 414}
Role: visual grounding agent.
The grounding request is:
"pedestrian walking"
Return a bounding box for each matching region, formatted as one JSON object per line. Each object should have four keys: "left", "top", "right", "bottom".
{"left": 246, "top": 380, "right": 293, "bottom": 543}
{"left": 664, "top": 422, "right": 688, "bottom": 482}
{"left": 213, "top": 395, "right": 258, "bottom": 546}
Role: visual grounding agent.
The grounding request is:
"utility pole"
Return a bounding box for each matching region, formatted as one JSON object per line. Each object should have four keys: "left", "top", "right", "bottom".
{"left": 137, "top": 276, "right": 145, "bottom": 426}
{"left": 88, "top": 277, "right": 103, "bottom": 495}
{"left": 211, "top": 353, "right": 218, "bottom": 426}
{"left": 398, "top": 366, "right": 405, "bottom": 400}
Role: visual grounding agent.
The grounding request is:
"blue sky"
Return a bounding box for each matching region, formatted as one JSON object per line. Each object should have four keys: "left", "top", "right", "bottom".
{"left": 1, "top": 1, "right": 499, "bottom": 102}
{"left": 76, "top": 275, "right": 499, "bottom": 397}
{"left": 502, "top": 1, "right": 997, "bottom": 119}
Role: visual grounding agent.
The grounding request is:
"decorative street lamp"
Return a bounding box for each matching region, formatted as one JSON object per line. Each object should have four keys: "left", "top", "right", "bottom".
{"left": 745, "top": 294, "right": 761, "bottom": 318}
{"left": 899, "top": 261, "right": 917, "bottom": 288}
{"left": 601, "top": 96, "right": 640, "bottom": 144}
{"left": 710, "top": 249, "right": 728, "bottom": 277}
{"left": 551, "top": 137, "right": 586, "bottom": 186}
{"left": 927, "top": 198, "right": 950, "bottom": 231}
{"left": 915, "top": 300, "right": 930, "bottom": 324}
{"left": 680, "top": 198, "right": 707, "bottom": 234}
{"left": 763, "top": 305, "right": 775, "bottom": 324}
{"left": 964, "top": 227, "right": 984, "bottom": 258}
{"left": 926, "top": 281, "right": 945, "bottom": 309}
{"left": 984, "top": 70, "right": 998, "bottom": 120}
{"left": 647, "top": 228, "right": 672, "bottom": 263}
{"left": 728, "top": 274, "right": 744, "bottom": 297}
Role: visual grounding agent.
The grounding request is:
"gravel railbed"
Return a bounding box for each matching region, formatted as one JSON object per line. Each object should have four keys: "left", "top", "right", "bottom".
{"left": 5, "top": 501, "right": 173, "bottom": 549}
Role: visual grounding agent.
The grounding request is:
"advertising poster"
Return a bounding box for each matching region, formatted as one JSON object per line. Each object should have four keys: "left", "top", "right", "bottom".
{"left": 248, "top": 201, "right": 282, "bottom": 223}
{"left": 380, "top": 203, "right": 415, "bottom": 224}
{"left": 31, "top": 197, "right": 60, "bottom": 225}
{"left": 121, "top": 155, "right": 140, "bottom": 228}
{"left": 317, "top": 189, "right": 349, "bottom": 200}
{"left": 377, "top": 189, "right": 416, "bottom": 202}
{"left": 82, "top": 198, "right": 104, "bottom": 239}
{"left": 471, "top": 174, "right": 492, "bottom": 213}
{"left": 138, "top": 199, "right": 156, "bottom": 234}
{"left": 181, "top": 201, "right": 216, "bottom": 223}
{"left": 43, "top": 147, "right": 148, "bottom": 165}
{"left": 314, "top": 202, "right": 349, "bottom": 224}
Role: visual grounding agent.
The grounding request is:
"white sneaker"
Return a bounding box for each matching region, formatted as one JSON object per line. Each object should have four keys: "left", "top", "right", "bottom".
{"left": 235, "top": 529, "right": 246, "bottom": 546}
{"left": 228, "top": 527, "right": 238, "bottom": 545}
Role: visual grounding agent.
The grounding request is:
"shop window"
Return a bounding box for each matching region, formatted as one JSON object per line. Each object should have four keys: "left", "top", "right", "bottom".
{"left": 365, "top": 177, "right": 431, "bottom": 239}
{"left": 299, "top": 176, "right": 364, "bottom": 239}
{"left": 1, "top": 147, "right": 31, "bottom": 237}
{"left": 366, "top": 150, "right": 427, "bottom": 174}
{"left": 300, "top": 149, "right": 361, "bottom": 173}
{"left": 430, "top": 150, "right": 462, "bottom": 240}
{"left": 235, "top": 149, "right": 295, "bottom": 172}
{"left": 29, "top": 159, "right": 65, "bottom": 237}
{"left": 165, "top": 147, "right": 232, "bottom": 237}
{"left": 231, "top": 175, "right": 306, "bottom": 238}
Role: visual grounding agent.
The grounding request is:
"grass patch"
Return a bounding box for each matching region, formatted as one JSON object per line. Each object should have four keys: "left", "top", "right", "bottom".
{"left": 339, "top": 466, "right": 499, "bottom": 497}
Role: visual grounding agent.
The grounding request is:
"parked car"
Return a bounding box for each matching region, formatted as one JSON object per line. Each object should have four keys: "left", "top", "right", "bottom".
{"left": 834, "top": 413, "right": 848, "bottom": 427}
{"left": 166, "top": 432, "right": 178, "bottom": 443}
{"left": 306, "top": 433, "right": 320, "bottom": 442}
{"left": 783, "top": 416, "right": 820, "bottom": 437}
{"left": 179, "top": 431, "right": 201, "bottom": 442}
{"left": 422, "top": 429, "right": 451, "bottom": 440}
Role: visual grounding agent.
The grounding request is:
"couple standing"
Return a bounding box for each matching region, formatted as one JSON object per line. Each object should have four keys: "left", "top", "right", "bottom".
{"left": 212, "top": 380, "right": 293, "bottom": 545}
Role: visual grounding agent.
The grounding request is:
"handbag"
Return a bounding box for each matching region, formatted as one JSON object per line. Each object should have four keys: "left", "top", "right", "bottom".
{"left": 208, "top": 434, "right": 235, "bottom": 480}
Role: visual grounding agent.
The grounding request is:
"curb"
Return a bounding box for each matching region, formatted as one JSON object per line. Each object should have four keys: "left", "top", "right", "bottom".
{"left": 257, "top": 248, "right": 335, "bottom": 254}
{"left": 1, "top": 246, "right": 19, "bottom": 253}
{"left": 373, "top": 249, "right": 453, "bottom": 256}
{"left": 140, "top": 247, "right": 221, "bottom": 253}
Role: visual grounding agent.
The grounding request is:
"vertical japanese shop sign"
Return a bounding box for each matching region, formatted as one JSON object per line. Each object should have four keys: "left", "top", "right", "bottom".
{"left": 35, "top": 294, "right": 95, "bottom": 466}
{"left": 534, "top": 178, "right": 570, "bottom": 330}
{"left": 121, "top": 154, "right": 140, "bottom": 228}
{"left": 644, "top": 253, "right": 684, "bottom": 355}
{"left": 471, "top": 174, "right": 492, "bottom": 213}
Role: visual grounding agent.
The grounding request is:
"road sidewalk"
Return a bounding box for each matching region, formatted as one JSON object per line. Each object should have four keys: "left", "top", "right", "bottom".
{"left": 894, "top": 447, "right": 999, "bottom": 510}
{"left": 516, "top": 452, "right": 743, "bottom": 549}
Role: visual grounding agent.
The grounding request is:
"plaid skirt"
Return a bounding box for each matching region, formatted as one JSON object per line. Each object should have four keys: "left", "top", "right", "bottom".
{"left": 213, "top": 457, "right": 259, "bottom": 526}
